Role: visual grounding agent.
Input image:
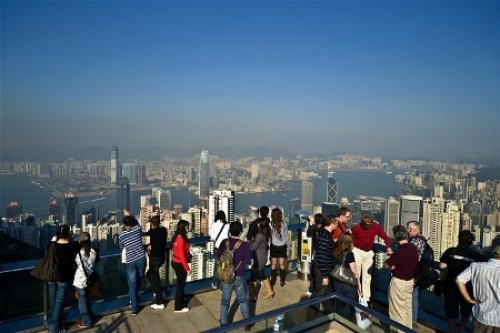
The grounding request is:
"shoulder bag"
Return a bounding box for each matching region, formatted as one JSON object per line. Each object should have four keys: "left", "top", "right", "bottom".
{"left": 331, "top": 253, "right": 357, "bottom": 286}
{"left": 78, "top": 252, "right": 100, "bottom": 285}
{"left": 30, "top": 242, "right": 61, "bottom": 282}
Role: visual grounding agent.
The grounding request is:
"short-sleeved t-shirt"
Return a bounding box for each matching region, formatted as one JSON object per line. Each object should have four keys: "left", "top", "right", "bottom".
{"left": 332, "top": 251, "right": 355, "bottom": 269}
{"left": 440, "top": 246, "right": 484, "bottom": 283}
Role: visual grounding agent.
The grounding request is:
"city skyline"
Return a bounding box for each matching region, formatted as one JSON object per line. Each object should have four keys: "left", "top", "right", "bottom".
{"left": 1, "top": 1, "right": 499, "bottom": 162}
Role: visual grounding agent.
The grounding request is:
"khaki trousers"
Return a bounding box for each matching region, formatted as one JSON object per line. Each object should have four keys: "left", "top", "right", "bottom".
{"left": 352, "top": 247, "right": 374, "bottom": 299}
{"left": 388, "top": 276, "right": 414, "bottom": 333}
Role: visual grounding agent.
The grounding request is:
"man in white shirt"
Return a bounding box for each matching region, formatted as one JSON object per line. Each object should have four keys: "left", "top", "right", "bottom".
{"left": 456, "top": 245, "right": 500, "bottom": 333}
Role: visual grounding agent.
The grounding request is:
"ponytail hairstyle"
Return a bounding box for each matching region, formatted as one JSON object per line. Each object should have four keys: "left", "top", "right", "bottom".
{"left": 56, "top": 224, "right": 71, "bottom": 240}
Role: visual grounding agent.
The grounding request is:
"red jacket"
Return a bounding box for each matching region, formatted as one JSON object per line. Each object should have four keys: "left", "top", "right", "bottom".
{"left": 351, "top": 221, "right": 391, "bottom": 251}
{"left": 331, "top": 222, "right": 349, "bottom": 241}
{"left": 171, "top": 235, "right": 191, "bottom": 272}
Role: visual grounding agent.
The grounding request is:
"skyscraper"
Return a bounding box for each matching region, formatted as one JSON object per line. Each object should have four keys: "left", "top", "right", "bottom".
{"left": 48, "top": 200, "right": 60, "bottom": 221}
{"left": 399, "top": 195, "right": 423, "bottom": 226}
{"left": 327, "top": 168, "right": 338, "bottom": 203}
{"left": 110, "top": 145, "right": 119, "bottom": 185}
{"left": 209, "top": 190, "right": 235, "bottom": 229}
{"left": 122, "top": 162, "right": 138, "bottom": 185}
{"left": 152, "top": 187, "right": 172, "bottom": 211}
{"left": 301, "top": 181, "right": 313, "bottom": 212}
{"left": 199, "top": 150, "right": 210, "bottom": 208}
{"left": 384, "top": 198, "right": 400, "bottom": 236}
{"left": 116, "top": 177, "right": 130, "bottom": 224}
{"left": 289, "top": 197, "right": 301, "bottom": 222}
{"left": 64, "top": 194, "right": 78, "bottom": 225}
{"left": 5, "top": 202, "right": 22, "bottom": 220}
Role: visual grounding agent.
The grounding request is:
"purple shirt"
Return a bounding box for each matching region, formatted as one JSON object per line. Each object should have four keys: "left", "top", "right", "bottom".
{"left": 385, "top": 242, "right": 419, "bottom": 281}
{"left": 217, "top": 237, "right": 251, "bottom": 277}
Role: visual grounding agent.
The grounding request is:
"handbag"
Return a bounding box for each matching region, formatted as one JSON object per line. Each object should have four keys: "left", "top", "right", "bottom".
{"left": 30, "top": 242, "right": 61, "bottom": 282}
{"left": 331, "top": 254, "right": 357, "bottom": 286}
{"left": 78, "top": 252, "right": 100, "bottom": 285}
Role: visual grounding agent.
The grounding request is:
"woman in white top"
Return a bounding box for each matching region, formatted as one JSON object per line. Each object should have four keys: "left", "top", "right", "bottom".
{"left": 73, "top": 232, "right": 98, "bottom": 328}
{"left": 208, "top": 210, "right": 229, "bottom": 289}
{"left": 269, "top": 208, "right": 289, "bottom": 287}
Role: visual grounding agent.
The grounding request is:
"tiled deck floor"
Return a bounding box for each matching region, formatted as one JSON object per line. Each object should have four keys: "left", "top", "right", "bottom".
{"left": 32, "top": 272, "right": 438, "bottom": 333}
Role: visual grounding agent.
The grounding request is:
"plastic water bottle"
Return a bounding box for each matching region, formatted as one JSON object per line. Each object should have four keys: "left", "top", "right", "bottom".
{"left": 273, "top": 314, "right": 284, "bottom": 332}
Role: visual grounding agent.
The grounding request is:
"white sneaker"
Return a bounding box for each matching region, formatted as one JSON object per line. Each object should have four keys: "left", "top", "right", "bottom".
{"left": 305, "top": 291, "right": 312, "bottom": 296}
{"left": 150, "top": 303, "right": 165, "bottom": 310}
{"left": 174, "top": 307, "right": 190, "bottom": 313}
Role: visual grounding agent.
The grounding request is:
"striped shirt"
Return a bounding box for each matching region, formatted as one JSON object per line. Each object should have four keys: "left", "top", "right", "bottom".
{"left": 313, "top": 226, "right": 335, "bottom": 277}
{"left": 456, "top": 259, "right": 500, "bottom": 327}
{"left": 119, "top": 224, "right": 145, "bottom": 264}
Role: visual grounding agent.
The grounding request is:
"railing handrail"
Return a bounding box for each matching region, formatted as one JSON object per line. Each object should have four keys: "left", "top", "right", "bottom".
{"left": 0, "top": 225, "right": 306, "bottom": 274}
{"left": 201, "top": 291, "right": 416, "bottom": 333}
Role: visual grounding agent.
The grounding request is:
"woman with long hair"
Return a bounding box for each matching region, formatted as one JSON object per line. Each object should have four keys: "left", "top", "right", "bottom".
{"left": 48, "top": 224, "right": 80, "bottom": 333}
{"left": 73, "top": 232, "right": 98, "bottom": 328}
{"left": 269, "top": 208, "right": 289, "bottom": 288}
{"left": 331, "top": 232, "right": 361, "bottom": 320}
{"left": 171, "top": 219, "right": 191, "bottom": 313}
{"left": 249, "top": 219, "right": 274, "bottom": 300}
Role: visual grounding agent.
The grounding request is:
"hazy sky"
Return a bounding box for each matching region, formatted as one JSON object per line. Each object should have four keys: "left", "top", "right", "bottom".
{"left": 1, "top": 1, "right": 499, "bottom": 161}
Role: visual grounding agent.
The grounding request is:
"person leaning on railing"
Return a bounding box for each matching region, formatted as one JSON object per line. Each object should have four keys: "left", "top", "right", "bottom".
{"left": 351, "top": 215, "right": 393, "bottom": 307}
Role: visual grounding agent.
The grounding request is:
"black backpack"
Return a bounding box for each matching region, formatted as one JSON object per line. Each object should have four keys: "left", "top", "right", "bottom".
{"left": 414, "top": 237, "right": 439, "bottom": 289}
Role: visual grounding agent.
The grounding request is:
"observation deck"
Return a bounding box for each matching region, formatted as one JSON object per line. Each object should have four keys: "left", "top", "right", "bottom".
{"left": 0, "top": 225, "right": 471, "bottom": 333}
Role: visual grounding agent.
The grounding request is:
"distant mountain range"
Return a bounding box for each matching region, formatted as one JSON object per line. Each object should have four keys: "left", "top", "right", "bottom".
{"left": 2, "top": 145, "right": 498, "bottom": 167}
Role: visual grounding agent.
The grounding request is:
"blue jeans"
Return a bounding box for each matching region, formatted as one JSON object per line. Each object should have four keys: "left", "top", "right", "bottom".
{"left": 126, "top": 257, "right": 146, "bottom": 313}
{"left": 412, "top": 286, "right": 420, "bottom": 323}
{"left": 76, "top": 287, "right": 92, "bottom": 327}
{"left": 48, "top": 281, "right": 69, "bottom": 333}
{"left": 333, "top": 281, "right": 358, "bottom": 321}
{"left": 220, "top": 276, "right": 251, "bottom": 325}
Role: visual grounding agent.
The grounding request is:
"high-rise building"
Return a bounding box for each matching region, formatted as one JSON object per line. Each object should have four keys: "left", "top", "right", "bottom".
{"left": 384, "top": 198, "right": 400, "bottom": 236}
{"left": 5, "top": 202, "right": 22, "bottom": 220}
{"left": 122, "top": 162, "right": 139, "bottom": 185}
{"left": 301, "top": 181, "right": 313, "bottom": 212}
{"left": 440, "top": 201, "right": 460, "bottom": 255}
{"left": 209, "top": 190, "right": 235, "bottom": 230}
{"left": 199, "top": 150, "right": 210, "bottom": 208}
{"left": 173, "top": 204, "right": 183, "bottom": 219}
{"left": 48, "top": 200, "right": 60, "bottom": 221}
{"left": 399, "top": 195, "right": 423, "bottom": 226}
{"left": 422, "top": 197, "right": 444, "bottom": 259}
{"left": 64, "top": 194, "right": 78, "bottom": 225}
{"left": 322, "top": 202, "right": 339, "bottom": 218}
{"left": 152, "top": 187, "right": 172, "bottom": 211}
{"left": 110, "top": 145, "right": 120, "bottom": 185}
{"left": 289, "top": 198, "right": 301, "bottom": 222}
{"left": 116, "top": 177, "right": 130, "bottom": 224}
{"left": 327, "top": 168, "right": 338, "bottom": 203}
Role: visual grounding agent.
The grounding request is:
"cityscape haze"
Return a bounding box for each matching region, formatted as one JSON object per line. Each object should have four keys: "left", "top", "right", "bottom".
{"left": 1, "top": 1, "right": 499, "bottom": 163}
